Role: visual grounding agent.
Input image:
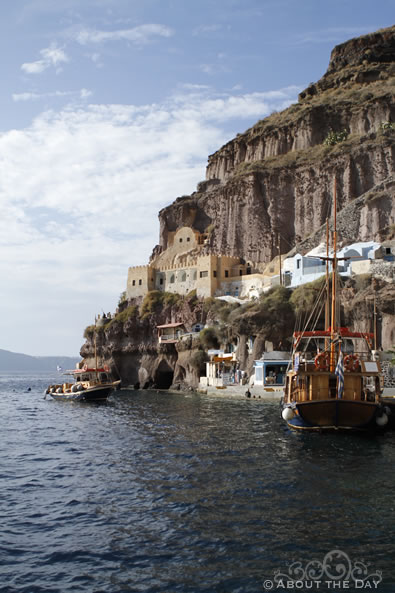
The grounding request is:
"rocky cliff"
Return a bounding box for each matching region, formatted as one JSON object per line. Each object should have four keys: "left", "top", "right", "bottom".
{"left": 158, "top": 26, "right": 395, "bottom": 262}
{"left": 80, "top": 27, "right": 395, "bottom": 388}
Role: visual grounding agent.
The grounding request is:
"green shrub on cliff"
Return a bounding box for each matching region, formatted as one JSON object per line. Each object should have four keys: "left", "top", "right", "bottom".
{"left": 111, "top": 305, "right": 139, "bottom": 325}
{"left": 199, "top": 327, "right": 220, "bottom": 349}
{"left": 324, "top": 128, "right": 348, "bottom": 146}
{"left": 228, "top": 286, "right": 294, "bottom": 341}
{"left": 203, "top": 297, "right": 240, "bottom": 322}
{"left": 140, "top": 291, "right": 164, "bottom": 318}
{"left": 290, "top": 277, "right": 327, "bottom": 315}
{"left": 190, "top": 350, "right": 208, "bottom": 370}
{"left": 163, "top": 292, "right": 182, "bottom": 307}
{"left": 140, "top": 290, "right": 182, "bottom": 319}
{"left": 83, "top": 325, "right": 95, "bottom": 339}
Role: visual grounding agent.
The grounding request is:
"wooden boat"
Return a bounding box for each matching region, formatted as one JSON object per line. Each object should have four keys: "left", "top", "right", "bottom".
{"left": 281, "top": 329, "right": 387, "bottom": 431}
{"left": 45, "top": 366, "right": 120, "bottom": 402}
{"left": 281, "top": 180, "right": 388, "bottom": 432}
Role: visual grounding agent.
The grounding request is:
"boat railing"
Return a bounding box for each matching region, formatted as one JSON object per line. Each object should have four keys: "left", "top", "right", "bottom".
{"left": 293, "top": 350, "right": 379, "bottom": 372}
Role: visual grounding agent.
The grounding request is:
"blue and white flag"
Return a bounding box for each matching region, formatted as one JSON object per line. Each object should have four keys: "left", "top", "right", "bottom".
{"left": 335, "top": 350, "right": 344, "bottom": 399}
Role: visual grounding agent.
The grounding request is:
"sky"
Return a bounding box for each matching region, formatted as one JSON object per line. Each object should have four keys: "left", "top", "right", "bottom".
{"left": 0, "top": 0, "right": 393, "bottom": 357}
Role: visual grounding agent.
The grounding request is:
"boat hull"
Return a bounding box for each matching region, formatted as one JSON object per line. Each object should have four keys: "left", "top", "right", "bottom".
{"left": 285, "top": 399, "right": 381, "bottom": 432}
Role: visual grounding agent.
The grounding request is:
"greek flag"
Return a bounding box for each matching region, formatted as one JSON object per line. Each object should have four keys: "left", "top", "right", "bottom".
{"left": 335, "top": 350, "right": 344, "bottom": 399}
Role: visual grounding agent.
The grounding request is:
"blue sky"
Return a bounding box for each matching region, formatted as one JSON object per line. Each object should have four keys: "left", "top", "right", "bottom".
{"left": 0, "top": 0, "right": 393, "bottom": 357}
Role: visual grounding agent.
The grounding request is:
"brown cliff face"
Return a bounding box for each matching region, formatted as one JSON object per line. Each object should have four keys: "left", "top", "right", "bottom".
{"left": 80, "top": 296, "right": 207, "bottom": 389}
{"left": 158, "top": 26, "right": 395, "bottom": 262}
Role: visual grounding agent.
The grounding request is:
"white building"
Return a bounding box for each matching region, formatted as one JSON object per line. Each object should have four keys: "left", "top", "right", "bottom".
{"left": 283, "top": 241, "right": 382, "bottom": 288}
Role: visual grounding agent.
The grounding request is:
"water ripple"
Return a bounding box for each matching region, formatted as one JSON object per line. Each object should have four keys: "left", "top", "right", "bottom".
{"left": 1, "top": 373, "right": 395, "bottom": 592}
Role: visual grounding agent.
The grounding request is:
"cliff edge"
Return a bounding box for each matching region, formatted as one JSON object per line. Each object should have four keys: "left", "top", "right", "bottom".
{"left": 158, "top": 26, "right": 395, "bottom": 263}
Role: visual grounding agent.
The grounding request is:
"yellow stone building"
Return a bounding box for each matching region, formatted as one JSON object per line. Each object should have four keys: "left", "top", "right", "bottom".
{"left": 126, "top": 226, "right": 251, "bottom": 299}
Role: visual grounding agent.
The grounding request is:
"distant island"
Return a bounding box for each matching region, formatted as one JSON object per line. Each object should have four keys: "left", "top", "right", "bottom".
{"left": 0, "top": 349, "right": 80, "bottom": 372}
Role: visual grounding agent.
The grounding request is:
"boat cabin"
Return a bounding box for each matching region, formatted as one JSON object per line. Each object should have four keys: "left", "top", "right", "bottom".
{"left": 70, "top": 367, "right": 111, "bottom": 385}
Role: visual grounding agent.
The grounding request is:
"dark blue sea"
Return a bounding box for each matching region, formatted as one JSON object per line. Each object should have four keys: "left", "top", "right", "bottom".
{"left": 1, "top": 372, "right": 394, "bottom": 593}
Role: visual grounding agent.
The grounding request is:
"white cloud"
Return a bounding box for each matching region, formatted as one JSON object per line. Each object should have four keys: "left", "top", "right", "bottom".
{"left": 0, "top": 85, "right": 300, "bottom": 355}
{"left": 12, "top": 88, "right": 92, "bottom": 102}
{"left": 193, "top": 24, "right": 223, "bottom": 37}
{"left": 21, "top": 43, "right": 69, "bottom": 75}
{"left": 74, "top": 23, "right": 174, "bottom": 45}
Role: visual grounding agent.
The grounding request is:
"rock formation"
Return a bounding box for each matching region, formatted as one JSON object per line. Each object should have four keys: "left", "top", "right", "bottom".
{"left": 158, "top": 26, "right": 394, "bottom": 263}
{"left": 81, "top": 27, "right": 395, "bottom": 388}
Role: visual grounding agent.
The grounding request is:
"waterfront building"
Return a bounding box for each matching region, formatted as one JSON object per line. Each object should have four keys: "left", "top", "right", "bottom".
{"left": 253, "top": 352, "right": 291, "bottom": 387}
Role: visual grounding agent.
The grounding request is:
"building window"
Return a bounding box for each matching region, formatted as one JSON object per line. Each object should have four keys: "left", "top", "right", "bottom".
{"left": 179, "top": 238, "right": 183, "bottom": 243}
{"left": 200, "top": 271, "right": 208, "bottom": 278}
{"left": 132, "top": 280, "right": 136, "bottom": 286}
{"left": 159, "top": 278, "right": 163, "bottom": 285}
{"left": 139, "top": 279, "right": 142, "bottom": 285}
{"left": 386, "top": 247, "right": 391, "bottom": 255}
{"left": 213, "top": 270, "right": 217, "bottom": 278}
{"left": 296, "top": 260, "right": 301, "bottom": 270}
{"left": 181, "top": 272, "right": 187, "bottom": 282}
{"left": 170, "top": 274, "right": 175, "bottom": 283}
{"left": 225, "top": 270, "right": 229, "bottom": 278}
{"left": 247, "top": 267, "right": 251, "bottom": 275}
{"left": 239, "top": 269, "right": 242, "bottom": 276}
{"left": 193, "top": 271, "right": 197, "bottom": 280}
{"left": 187, "top": 237, "right": 190, "bottom": 242}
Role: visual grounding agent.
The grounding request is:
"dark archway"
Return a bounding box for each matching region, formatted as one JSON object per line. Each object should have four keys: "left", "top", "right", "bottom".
{"left": 154, "top": 360, "right": 174, "bottom": 389}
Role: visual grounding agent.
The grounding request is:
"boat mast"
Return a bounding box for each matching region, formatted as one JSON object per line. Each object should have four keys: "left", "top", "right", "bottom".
{"left": 330, "top": 178, "right": 337, "bottom": 372}
{"left": 94, "top": 317, "right": 98, "bottom": 371}
{"left": 325, "top": 218, "right": 330, "bottom": 350}
{"left": 373, "top": 292, "right": 377, "bottom": 350}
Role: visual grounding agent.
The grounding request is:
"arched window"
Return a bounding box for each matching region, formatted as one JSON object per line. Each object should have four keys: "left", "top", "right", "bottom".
{"left": 181, "top": 272, "right": 187, "bottom": 282}
{"left": 170, "top": 274, "right": 175, "bottom": 283}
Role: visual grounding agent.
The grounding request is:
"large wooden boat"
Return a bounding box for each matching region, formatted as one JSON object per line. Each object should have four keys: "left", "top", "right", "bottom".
{"left": 281, "top": 180, "right": 388, "bottom": 432}
{"left": 281, "top": 329, "right": 387, "bottom": 431}
{"left": 45, "top": 366, "right": 120, "bottom": 402}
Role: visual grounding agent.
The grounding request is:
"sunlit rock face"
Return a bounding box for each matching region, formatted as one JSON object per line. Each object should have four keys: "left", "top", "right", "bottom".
{"left": 159, "top": 26, "right": 394, "bottom": 264}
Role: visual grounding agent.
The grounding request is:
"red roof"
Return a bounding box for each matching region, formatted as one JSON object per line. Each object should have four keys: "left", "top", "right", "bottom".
{"left": 70, "top": 367, "right": 108, "bottom": 373}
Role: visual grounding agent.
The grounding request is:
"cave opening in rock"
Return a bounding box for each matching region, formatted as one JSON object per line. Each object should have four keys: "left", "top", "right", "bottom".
{"left": 155, "top": 360, "right": 174, "bottom": 389}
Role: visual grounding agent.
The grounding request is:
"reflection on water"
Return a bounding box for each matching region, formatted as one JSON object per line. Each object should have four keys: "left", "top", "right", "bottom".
{"left": 0, "top": 373, "right": 394, "bottom": 592}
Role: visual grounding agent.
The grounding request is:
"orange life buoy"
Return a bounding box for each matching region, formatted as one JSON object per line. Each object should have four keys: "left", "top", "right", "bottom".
{"left": 314, "top": 352, "right": 330, "bottom": 371}
{"left": 103, "top": 364, "right": 110, "bottom": 372}
{"left": 344, "top": 354, "right": 359, "bottom": 372}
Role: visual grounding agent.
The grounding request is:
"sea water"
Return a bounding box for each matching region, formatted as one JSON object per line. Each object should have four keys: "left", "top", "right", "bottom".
{"left": 1, "top": 372, "right": 394, "bottom": 593}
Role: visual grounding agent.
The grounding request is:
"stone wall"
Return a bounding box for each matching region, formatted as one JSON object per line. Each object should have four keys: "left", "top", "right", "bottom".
{"left": 126, "top": 265, "right": 155, "bottom": 299}
{"left": 382, "top": 360, "right": 395, "bottom": 388}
